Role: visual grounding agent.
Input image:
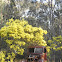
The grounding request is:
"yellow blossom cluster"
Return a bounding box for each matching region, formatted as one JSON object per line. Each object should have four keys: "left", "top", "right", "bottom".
{"left": 48, "top": 35, "right": 62, "bottom": 51}
{"left": 0, "top": 18, "right": 48, "bottom": 61}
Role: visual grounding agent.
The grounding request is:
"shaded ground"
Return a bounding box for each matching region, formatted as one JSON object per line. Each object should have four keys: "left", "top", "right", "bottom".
{"left": 15, "top": 59, "right": 27, "bottom": 62}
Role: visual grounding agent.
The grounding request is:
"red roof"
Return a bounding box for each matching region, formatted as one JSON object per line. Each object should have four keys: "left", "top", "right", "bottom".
{"left": 28, "top": 46, "right": 46, "bottom": 48}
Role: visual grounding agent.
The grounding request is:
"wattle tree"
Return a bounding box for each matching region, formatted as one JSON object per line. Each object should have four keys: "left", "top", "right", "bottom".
{"left": 0, "top": 18, "right": 48, "bottom": 62}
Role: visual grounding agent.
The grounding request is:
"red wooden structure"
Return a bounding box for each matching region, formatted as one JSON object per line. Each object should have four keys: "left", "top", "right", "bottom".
{"left": 27, "top": 46, "right": 47, "bottom": 62}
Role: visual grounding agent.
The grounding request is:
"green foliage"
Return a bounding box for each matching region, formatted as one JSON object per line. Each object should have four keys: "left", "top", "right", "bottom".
{"left": 0, "top": 51, "right": 6, "bottom": 62}
{"left": 48, "top": 35, "right": 62, "bottom": 51}
{"left": 47, "top": 35, "right": 62, "bottom": 60}
{"left": 0, "top": 51, "right": 15, "bottom": 62}
{"left": 0, "top": 18, "right": 47, "bottom": 61}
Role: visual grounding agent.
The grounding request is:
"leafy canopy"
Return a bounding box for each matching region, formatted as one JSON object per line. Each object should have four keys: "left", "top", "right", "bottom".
{"left": 48, "top": 35, "right": 62, "bottom": 51}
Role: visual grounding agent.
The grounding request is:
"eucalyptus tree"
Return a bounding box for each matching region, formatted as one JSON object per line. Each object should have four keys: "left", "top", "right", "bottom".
{"left": 0, "top": 0, "right": 8, "bottom": 28}
{"left": 2, "top": 0, "right": 20, "bottom": 21}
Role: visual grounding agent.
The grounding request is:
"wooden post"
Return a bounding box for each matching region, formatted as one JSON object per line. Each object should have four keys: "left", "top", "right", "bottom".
{"left": 54, "top": 55, "right": 55, "bottom": 62}
{"left": 60, "top": 59, "right": 61, "bottom": 62}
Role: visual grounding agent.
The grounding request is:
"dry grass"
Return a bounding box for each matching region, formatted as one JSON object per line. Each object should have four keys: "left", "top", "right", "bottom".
{"left": 15, "top": 59, "right": 27, "bottom": 62}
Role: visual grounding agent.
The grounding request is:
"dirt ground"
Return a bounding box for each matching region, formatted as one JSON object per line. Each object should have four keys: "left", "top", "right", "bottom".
{"left": 15, "top": 59, "right": 27, "bottom": 62}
